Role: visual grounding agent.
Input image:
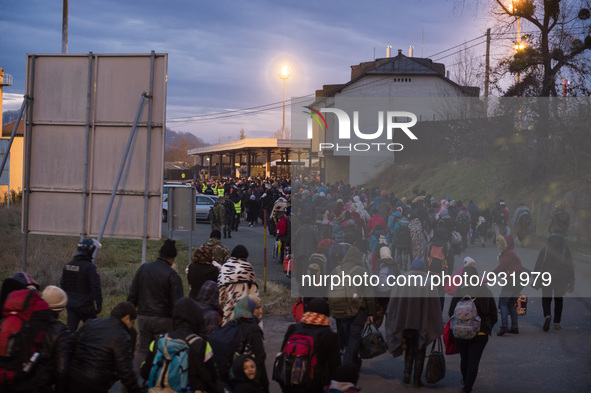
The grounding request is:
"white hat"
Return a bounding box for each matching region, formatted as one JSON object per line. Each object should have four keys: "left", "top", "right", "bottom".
{"left": 463, "top": 256, "right": 476, "bottom": 267}
{"left": 41, "top": 285, "right": 68, "bottom": 312}
{"left": 379, "top": 246, "right": 392, "bottom": 260}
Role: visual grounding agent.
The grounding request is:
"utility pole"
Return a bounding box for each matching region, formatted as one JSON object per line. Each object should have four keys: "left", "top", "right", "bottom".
{"left": 62, "top": 0, "right": 68, "bottom": 53}
{"left": 484, "top": 28, "right": 491, "bottom": 117}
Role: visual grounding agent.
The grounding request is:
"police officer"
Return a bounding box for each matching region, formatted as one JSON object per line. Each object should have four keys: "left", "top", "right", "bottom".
{"left": 60, "top": 238, "right": 103, "bottom": 333}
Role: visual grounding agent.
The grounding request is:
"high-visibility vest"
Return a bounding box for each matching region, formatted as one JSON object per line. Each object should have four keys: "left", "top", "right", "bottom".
{"left": 202, "top": 184, "right": 207, "bottom": 193}
{"left": 218, "top": 188, "right": 225, "bottom": 197}
{"left": 233, "top": 200, "right": 242, "bottom": 213}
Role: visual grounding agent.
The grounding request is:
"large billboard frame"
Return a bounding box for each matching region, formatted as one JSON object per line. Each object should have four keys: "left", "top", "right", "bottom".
{"left": 22, "top": 52, "right": 167, "bottom": 268}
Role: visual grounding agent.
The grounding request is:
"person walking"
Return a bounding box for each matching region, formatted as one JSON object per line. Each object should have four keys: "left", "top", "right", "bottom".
{"left": 448, "top": 265, "right": 498, "bottom": 393}
{"left": 141, "top": 297, "right": 218, "bottom": 393}
{"left": 38, "top": 285, "right": 71, "bottom": 393}
{"left": 385, "top": 259, "right": 443, "bottom": 388}
{"left": 279, "top": 298, "right": 341, "bottom": 393}
{"left": 187, "top": 246, "right": 219, "bottom": 299}
{"left": 60, "top": 238, "right": 103, "bottom": 333}
{"left": 211, "top": 197, "right": 225, "bottom": 232}
{"left": 492, "top": 235, "right": 525, "bottom": 336}
{"left": 218, "top": 245, "right": 259, "bottom": 325}
{"left": 534, "top": 233, "right": 574, "bottom": 331}
{"left": 127, "top": 239, "right": 184, "bottom": 375}
{"left": 223, "top": 196, "right": 237, "bottom": 239}
{"left": 68, "top": 301, "right": 141, "bottom": 393}
{"left": 203, "top": 229, "right": 231, "bottom": 265}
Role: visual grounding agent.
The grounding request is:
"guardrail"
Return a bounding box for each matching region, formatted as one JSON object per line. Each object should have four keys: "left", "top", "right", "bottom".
{"left": 1, "top": 73, "right": 13, "bottom": 86}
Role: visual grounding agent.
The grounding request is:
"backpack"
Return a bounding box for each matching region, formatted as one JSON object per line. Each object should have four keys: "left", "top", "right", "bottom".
{"left": 325, "top": 243, "right": 350, "bottom": 277}
{"left": 328, "top": 264, "right": 364, "bottom": 319}
{"left": 207, "top": 320, "right": 244, "bottom": 381}
{"left": 394, "top": 224, "right": 411, "bottom": 249}
{"left": 450, "top": 296, "right": 481, "bottom": 340}
{"left": 0, "top": 289, "right": 50, "bottom": 386}
{"left": 494, "top": 206, "right": 507, "bottom": 227}
{"left": 272, "top": 324, "right": 318, "bottom": 389}
{"left": 427, "top": 244, "right": 448, "bottom": 274}
{"left": 148, "top": 333, "right": 201, "bottom": 392}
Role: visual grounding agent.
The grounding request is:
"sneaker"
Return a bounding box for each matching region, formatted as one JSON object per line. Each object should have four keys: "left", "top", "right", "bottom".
{"left": 554, "top": 323, "right": 561, "bottom": 330}
{"left": 497, "top": 327, "right": 508, "bottom": 336}
{"left": 543, "top": 315, "right": 551, "bottom": 332}
{"left": 509, "top": 327, "right": 519, "bottom": 334}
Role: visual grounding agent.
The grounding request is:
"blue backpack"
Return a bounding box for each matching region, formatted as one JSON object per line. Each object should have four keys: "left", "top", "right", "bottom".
{"left": 148, "top": 333, "right": 201, "bottom": 392}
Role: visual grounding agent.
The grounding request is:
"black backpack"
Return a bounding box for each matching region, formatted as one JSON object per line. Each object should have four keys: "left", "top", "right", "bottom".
{"left": 394, "top": 224, "right": 411, "bottom": 249}
{"left": 494, "top": 206, "right": 507, "bottom": 226}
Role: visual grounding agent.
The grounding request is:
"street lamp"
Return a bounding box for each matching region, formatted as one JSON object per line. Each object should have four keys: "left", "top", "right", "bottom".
{"left": 509, "top": 0, "right": 522, "bottom": 83}
{"left": 279, "top": 65, "right": 291, "bottom": 139}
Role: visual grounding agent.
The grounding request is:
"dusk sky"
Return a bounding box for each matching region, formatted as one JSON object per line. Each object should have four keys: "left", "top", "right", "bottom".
{"left": 1, "top": 0, "right": 510, "bottom": 144}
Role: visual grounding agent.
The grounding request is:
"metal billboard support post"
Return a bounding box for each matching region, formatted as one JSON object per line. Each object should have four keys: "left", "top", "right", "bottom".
{"left": 97, "top": 92, "right": 148, "bottom": 244}
{"left": 141, "top": 51, "right": 156, "bottom": 264}
{"left": 23, "top": 57, "right": 37, "bottom": 272}
{"left": 80, "top": 52, "right": 93, "bottom": 241}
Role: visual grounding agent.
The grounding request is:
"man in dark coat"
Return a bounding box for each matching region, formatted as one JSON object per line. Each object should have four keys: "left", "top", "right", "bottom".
{"left": 68, "top": 301, "right": 141, "bottom": 393}
{"left": 128, "top": 239, "right": 184, "bottom": 375}
{"left": 60, "top": 238, "right": 103, "bottom": 332}
{"left": 188, "top": 246, "right": 219, "bottom": 299}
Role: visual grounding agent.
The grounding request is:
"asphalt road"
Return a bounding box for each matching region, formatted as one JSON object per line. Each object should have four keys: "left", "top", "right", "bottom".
{"left": 136, "top": 222, "right": 591, "bottom": 393}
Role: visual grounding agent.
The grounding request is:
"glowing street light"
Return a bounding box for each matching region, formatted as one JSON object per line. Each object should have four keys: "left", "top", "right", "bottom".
{"left": 279, "top": 65, "right": 291, "bottom": 139}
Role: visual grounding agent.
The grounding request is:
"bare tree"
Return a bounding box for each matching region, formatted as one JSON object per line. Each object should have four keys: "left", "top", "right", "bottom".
{"left": 272, "top": 127, "right": 291, "bottom": 139}
{"left": 239, "top": 128, "right": 246, "bottom": 140}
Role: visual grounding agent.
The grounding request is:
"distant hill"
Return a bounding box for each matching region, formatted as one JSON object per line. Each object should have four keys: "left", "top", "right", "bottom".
{"left": 164, "top": 128, "right": 208, "bottom": 165}
{"left": 2, "top": 110, "right": 20, "bottom": 126}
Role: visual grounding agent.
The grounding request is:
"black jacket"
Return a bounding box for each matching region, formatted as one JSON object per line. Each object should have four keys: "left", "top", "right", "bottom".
{"left": 70, "top": 316, "right": 141, "bottom": 393}
{"left": 281, "top": 322, "right": 341, "bottom": 393}
{"left": 448, "top": 285, "right": 498, "bottom": 336}
{"left": 60, "top": 255, "right": 102, "bottom": 310}
{"left": 34, "top": 312, "right": 71, "bottom": 393}
{"left": 128, "top": 258, "right": 184, "bottom": 318}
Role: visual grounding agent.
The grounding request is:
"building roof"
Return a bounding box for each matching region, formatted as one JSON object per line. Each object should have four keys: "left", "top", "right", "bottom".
{"left": 188, "top": 138, "right": 311, "bottom": 156}
{"left": 318, "top": 51, "right": 479, "bottom": 98}
{"left": 2, "top": 120, "right": 24, "bottom": 137}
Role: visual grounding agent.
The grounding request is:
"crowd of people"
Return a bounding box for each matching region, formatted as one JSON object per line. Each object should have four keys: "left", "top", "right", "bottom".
{"left": 0, "top": 176, "right": 576, "bottom": 393}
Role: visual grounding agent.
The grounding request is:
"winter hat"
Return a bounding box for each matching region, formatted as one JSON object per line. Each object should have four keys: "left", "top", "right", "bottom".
{"left": 305, "top": 297, "right": 330, "bottom": 317}
{"left": 411, "top": 258, "right": 427, "bottom": 272}
{"left": 159, "top": 239, "right": 178, "bottom": 259}
{"left": 41, "top": 285, "right": 68, "bottom": 312}
{"left": 379, "top": 246, "right": 392, "bottom": 260}
{"left": 381, "top": 190, "right": 388, "bottom": 197}
{"left": 12, "top": 272, "right": 40, "bottom": 290}
{"left": 316, "top": 239, "right": 335, "bottom": 250}
{"left": 335, "top": 363, "right": 360, "bottom": 385}
{"left": 463, "top": 256, "right": 476, "bottom": 267}
{"left": 250, "top": 195, "right": 256, "bottom": 200}
{"left": 210, "top": 230, "right": 222, "bottom": 239}
{"left": 193, "top": 246, "right": 213, "bottom": 264}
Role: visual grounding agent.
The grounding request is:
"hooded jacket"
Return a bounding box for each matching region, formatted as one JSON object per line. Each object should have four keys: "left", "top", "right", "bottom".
{"left": 492, "top": 235, "right": 525, "bottom": 296}
{"left": 195, "top": 280, "right": 221, "bottom": 338}
{"left": 230, "top": 355, "right": 265, "bottom": 393}
{"left": 337, "top": 247, "right": 375, "bottom": 316}
{"left": 204, "top": 237, "right": 231, "bottom": 265}
{"left": 142, "top": 297, "right": 217, "bottom": 392}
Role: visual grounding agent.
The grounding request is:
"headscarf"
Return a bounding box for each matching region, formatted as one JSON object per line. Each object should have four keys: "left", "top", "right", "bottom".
{"left": 232, "top": 295, "right": 262, "bottom": 321}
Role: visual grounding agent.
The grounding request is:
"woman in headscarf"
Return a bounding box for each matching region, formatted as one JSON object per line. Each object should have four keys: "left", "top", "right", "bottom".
{"left": 232, "top": 295, "right": 269, "bottom": 393}
{"left": 218, "top": 245, "right": 259, "bottom": 325}
{"left": 192, "top": 280, "right": 221, "bottom": 338}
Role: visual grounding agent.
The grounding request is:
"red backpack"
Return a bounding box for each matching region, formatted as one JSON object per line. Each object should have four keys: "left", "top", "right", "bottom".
{"left": 0, "top": 288, "right": 51, "bottom": 385}
{"left": 273, "top": 324, "right": 318, "bottom": 389}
